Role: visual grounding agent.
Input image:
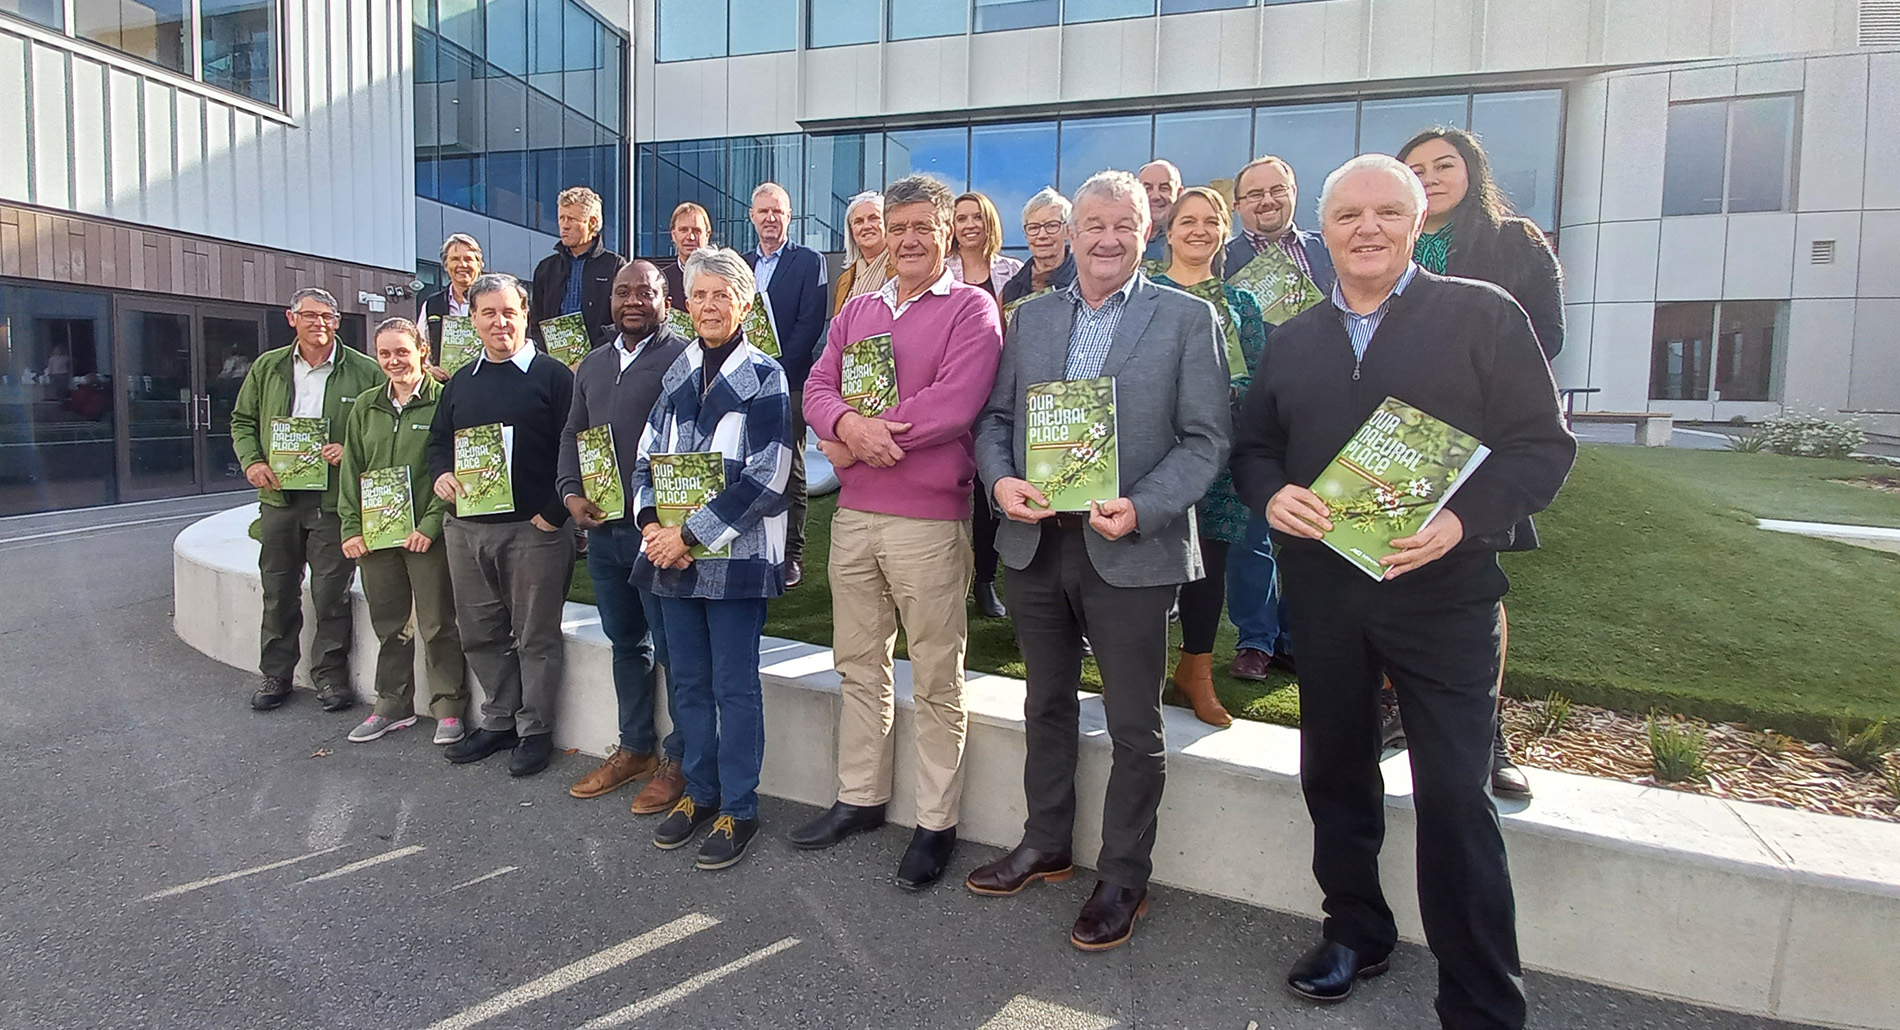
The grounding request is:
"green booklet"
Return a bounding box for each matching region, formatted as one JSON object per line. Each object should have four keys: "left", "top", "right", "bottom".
{"left": 359, "top": 465, "right": 415, "bottom": 551}
{"left": 1229, "top": 245, "right": 1324, "bottom": 325}
{"left": 840, "top": 333, "right": 899, "bottom": 417}
{"left": 1002, "top": 286, "right": 1054, "bottom": 323}
{"left": 453, "top": 422, "right": 514, "bottom": 517}
{"left": 1310, "top": 396, "right": 1491, "bottom": 580}
{"left": 650, "top": 452, "right": 729, "bottom": 559}
{"left": 268, "top": 416, "right": 329, "bottom": 491}
{"left": 575, "top": 424, "right": 625, "bottom": 521}
{"left": 1024, "top": 377, "right": 1118, "bottom": 512}
{"left": 666, "top": 308, "right": 695, "bottom": 338}
{"left": 437, "top": 315, "right": 481, "bottom": 374}
{"left": 541, "top": 312, "right": 591, "bottom": 366}
{"left": 1178, "top": 278, "right": 1249, "bottom": 383}
{"left": 744, "top": 296, "right": 781, "bottom": 358}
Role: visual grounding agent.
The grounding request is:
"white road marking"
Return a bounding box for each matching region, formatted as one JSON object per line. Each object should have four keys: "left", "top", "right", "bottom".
{"left": 137, "top": 845, "right": 348, "bottom": 901}
{"left": 0, "top": 511, "right": 207, "bottom": 545}
{"left": 441, "top": 865, "right": 519, "bottom": 894}
{"left": 976, "top": 996, "right": 1119, "bottom": 1030}
{"left": 426, "top": 913, "right": 720, "bottom": 1030}
{"left": 296, "top": 844, "right": 426, "bottom": 884}
{"left": 575, "top": 936, "right": 802, "bottom": 1029}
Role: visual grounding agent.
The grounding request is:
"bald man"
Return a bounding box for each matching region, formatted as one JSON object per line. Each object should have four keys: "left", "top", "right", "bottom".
{"left": 1137, "top": 160, "right": 1182, "bottom": 264}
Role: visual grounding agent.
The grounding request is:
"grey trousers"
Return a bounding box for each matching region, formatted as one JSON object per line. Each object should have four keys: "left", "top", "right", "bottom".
{"left": 357, "top": 544, "right": 468, "bottom": 720}
{"left": 444, "top": 517, "right": 575, "bottom": 738}
{"left": 257, "top": 491, "right": 355, "bottom": 689}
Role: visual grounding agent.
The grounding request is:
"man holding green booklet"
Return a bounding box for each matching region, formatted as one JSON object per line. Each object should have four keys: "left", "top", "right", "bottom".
{"left": 229, "top": 286, "right": 385, "bottom": 713}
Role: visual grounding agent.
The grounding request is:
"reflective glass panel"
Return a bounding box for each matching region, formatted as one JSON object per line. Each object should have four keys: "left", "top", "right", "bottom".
{"left": 658, "top": 0, "right": 727, "bottom": 60}
{"left": 1714, "top": 300, "right": 1787, "bottom": 401}
{"left": 1662, "top": 100, "right": 1727, "bottom": 217}
{"left": 1058, "top": 115, "right": 1152, "bottom": 194}
{"left": 885, "top": 127, "right": 969, "bottom": 194}
{"left": 437, "top": 0, "right": 483, "bottom": 52}
{"left": 201, "top": 0, "right": 278, "bottom": 105}
{"left": 1065, "top": 0, "right": 1155, "bottom": 22}
{"left": 890, "top": 0, "right": 965, "bottom": 40}
{"left": 805, "top": 133, "right": 883, "bottom": 251}
{"left": 1650, "top": 301, "right": 1714, "bottom": 401}
{"left": 1252, "top": 101, "right": 1356, "bottom": 227}
{"left": 1153, "top": 108, "right": 1252, "bottom": 193}
{"left": 810, "top": 0, "right": 879, "bottom": 47}
{"left": 1358, "top": 94, "right": 1467, "bottom": 156}
{"left": 1469, "top": 90, "right": 1563, "bottom": 229}
{"left": 486, "top": 0, "right": 529, "bottom": 77}
{"left": 75, "top": 0, "right": 187, "bottom": 73}
{"left": 732, "top": 0, "right": 798, "bottom": 54}
{"left": 0, "top": 285, "right": 116, "bottom": 515}
{"left": 972, "top": 122, "right": 1058, "bottom": 249}
{"left": 436, "top": 42, "right": 485, "bottom": 156}
{"left": 975, "top": 0, "right": 1057, "bottom": 32}
{"left": 1727, "top": 95, "right": 1797, "bottom": 214}
{"left": 1161, "top": 0, "right": 1253, "bottom": 11}
{"left": 0, "top": 0, "right": 64, "bottom": 29}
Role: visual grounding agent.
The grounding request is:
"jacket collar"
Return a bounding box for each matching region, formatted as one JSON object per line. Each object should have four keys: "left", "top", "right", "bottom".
{"left": 667, "top": 330, "right": 768, "bottom": 434}
{"left": 553, "top": 234, "right": 606, "bottom": 260}
{"left": 370, "top": 373, "right": 440, "bottom": 415}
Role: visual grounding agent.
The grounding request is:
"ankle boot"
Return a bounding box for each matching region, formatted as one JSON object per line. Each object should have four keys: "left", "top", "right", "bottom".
{"left": 1170, "top": 650, "right": 1231, "bottom": 727}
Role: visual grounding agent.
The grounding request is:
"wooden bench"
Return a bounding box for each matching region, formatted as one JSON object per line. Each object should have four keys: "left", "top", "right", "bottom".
{"left": 1568, "top": 410, "right": 1674, "bottom": 447}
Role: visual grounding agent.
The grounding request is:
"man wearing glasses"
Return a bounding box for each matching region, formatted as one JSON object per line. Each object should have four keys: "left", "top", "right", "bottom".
{"left": 230, "top": 288, "right": 387, "bottom": 712}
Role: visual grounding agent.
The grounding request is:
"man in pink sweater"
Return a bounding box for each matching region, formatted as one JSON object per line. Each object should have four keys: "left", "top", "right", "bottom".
{"left": 795, "top": 174, "right": 1005, "bottom": 890}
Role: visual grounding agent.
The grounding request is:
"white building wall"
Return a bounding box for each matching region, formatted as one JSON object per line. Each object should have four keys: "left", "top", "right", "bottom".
{"left": 0, "top": 2, "right": 415, "bottom": 274}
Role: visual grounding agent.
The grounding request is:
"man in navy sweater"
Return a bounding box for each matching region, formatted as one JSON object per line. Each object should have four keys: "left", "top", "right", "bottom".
{"left": 428, "top": 273, "right": 577, "bottom": 778}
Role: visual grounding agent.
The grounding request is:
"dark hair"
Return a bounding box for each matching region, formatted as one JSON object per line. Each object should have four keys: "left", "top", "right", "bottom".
{"left": 1398, "top": 126, "right": 1512, "bottom": 235}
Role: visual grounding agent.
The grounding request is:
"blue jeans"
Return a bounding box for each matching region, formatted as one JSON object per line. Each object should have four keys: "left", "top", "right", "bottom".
{"left": 657, "top": 595, "right": 769, "bottom": 820}
{"left": 588, "top": 524, "right": 682, "bottom": 760}
{"left": 1227, "top": 511, "right": 1291, "bottom": 656}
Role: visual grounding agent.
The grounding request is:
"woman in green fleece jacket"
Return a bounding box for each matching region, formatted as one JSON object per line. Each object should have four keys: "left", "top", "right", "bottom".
{"left": 337, "top": 318, "right": 469, "bottom": 746}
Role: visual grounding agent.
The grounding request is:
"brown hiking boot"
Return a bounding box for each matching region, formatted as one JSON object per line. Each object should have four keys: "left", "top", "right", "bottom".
{"left": 1169, "top": 650, "right": 1232, "bottom": 727}
{"left": 568, "top": 748, "right": 657, "bottom": 799}
{"left": 632, "top": 758, "right": 686, "bottom": 815}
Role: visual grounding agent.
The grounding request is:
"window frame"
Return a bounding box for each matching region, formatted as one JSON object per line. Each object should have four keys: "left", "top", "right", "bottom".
{"left": 1648, "top": 299, "right": 1790, "bottom": 403}
{"left": 657, "top": 0, "right": 797, "bottom": 62}
{"left": 3, "top": 0, "right": 287, "bottom": 114}
{"left": 1662, "top": 95, "right": 1801, "bottom": 217}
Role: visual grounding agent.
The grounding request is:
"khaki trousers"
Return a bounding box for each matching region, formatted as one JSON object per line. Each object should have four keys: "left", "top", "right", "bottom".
{"left": 827, "top": 508, "right": 973, "bottom": 830}
{"left": 357, "top": 544, "right": 468, "bottom": 720}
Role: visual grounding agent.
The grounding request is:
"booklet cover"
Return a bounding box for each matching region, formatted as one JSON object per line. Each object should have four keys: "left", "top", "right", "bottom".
{"left": 1024, "top": 377, "right": 1119, "bottom": 513}
{"left": 1002, "top": 286, "right": 1055, "bottom": 323}
{"left": 359, "top": 465, "right": 415, "bottom": 551}
{"left": 744, "top": 296, "right": 781, "bottom": 358}
{"left": 649, "top": 452, "right": 730, "bottom": 559}
{"left": 839, "top": 333, "right": 899, "bottom": 417}
{"left": 1310, "top": 396, "right": 1492, "bottom": 580}
{"left": 541, "top": 312, "right": 591, "bottom": 366}
{"left": 453, "top": 422, "right": 515, "bottom": 517}
{"left": 575, "top": 424, "right": 625, "bottom": 521}
{"left": 438, "top": 315, "right": 482, "bottom": 374}
{"left": 1177, "top": 278, "right": 1249, "bottom": 383}
{"left": 1229, "top": 245, "right": 1324, "bottom": 326}
{"left": 666, "top": 308, "right": 695, "bottom": 338}
{"left": 267, "top": 416, "right": 329, "bottom": 491}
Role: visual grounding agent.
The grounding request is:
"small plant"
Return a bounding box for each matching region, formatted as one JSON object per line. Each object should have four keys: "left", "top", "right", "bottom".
{"left": 1647, "top": 713, "right": 1708, "bottom": 783}
{"left": 1754, "top": 730, "right": 1798, "bottom": 757}
{"left": 1757, "top": 410, "right": 1865, "bottom": 459}
{"left": 1882, "top": 759, "right": 1900, "bottom": 803}
{"left": 1724, "top": 432, "right": 1767, "bottom": 453}
{"left": 1829, "top": 718, "right": 1895, "bottom": 772}
{"left": 1536, "top": 691, "right": 1573, "bottom": 736}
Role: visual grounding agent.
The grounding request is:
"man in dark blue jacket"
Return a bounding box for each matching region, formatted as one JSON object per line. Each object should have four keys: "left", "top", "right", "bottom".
{"left": 742, "top": 181, "right": 827, "bottom": 588}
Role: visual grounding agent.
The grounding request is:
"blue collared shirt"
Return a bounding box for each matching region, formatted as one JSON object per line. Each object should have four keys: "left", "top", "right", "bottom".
{"left": 1330, "top": 261, "right": 1419, "bottom": 361}
{"left": 753, "top": 243, "right": 783, "bottom": 293}
{"left": 1063, "top": 269, "right": 1141, "bottom": 380}
{"left": 560, "top": 252, "right": 587, "bottom": 316}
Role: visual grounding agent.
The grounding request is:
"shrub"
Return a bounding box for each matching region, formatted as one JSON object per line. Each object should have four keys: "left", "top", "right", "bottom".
{"left": 1647, "top": 714, "right": 1708, "bottom": 783}
{"left": 1536, "top": 691, "right": 1573, "bottom": 735}
{"left": 1723, "top": 432, "right": 1767, "bottom": 453}
{"left": 1829, "top": 717, "right": 1895, "bottom": 772}
{"left": 1757, "top": 411, "right": 1865, "bottom": 459}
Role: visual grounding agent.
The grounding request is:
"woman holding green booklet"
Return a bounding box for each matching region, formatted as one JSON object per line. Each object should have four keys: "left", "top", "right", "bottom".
{"left": 337, "top": 317, "right": 469, "bottom": 746}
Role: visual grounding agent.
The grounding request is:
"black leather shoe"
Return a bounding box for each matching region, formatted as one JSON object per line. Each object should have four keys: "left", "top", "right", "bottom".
{"left": 785, "top": 559, "right": 803, "bottom": 589}
{"left": 1286, "top": 939, "right": 1391, "bottom": 1003}
{"left": 788, "top": 801, "right": 885, "bottom": 850}
{"left": 895, "top": 826, "right": 956, "bottom": 890}
{"left": 965, "top": 843, "right": 1073, "bottom": 896}
{"left": 250, "top": 676, "right": 292, "bottom": 711}
{"left": 509, "top": 733, "right": 554, "bottom": 777}
{"left": 1492, "top": 724, "right": 1532, "bottom": 799}
{"left": 445, "top": 727, "right": 518, "bottom": 764}
{"left": 317, "top": 684, "right": 354, "bottom": 713}
{"left": 975, "top": 581, "right": 1006, "bottom": 619}
{"left": 1071, "top": 880, "right": 1149, "bottom": 951}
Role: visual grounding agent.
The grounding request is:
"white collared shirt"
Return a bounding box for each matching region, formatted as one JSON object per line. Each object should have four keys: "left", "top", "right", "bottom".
{"left": 617, "top": 330, "right": 656, "bottom": 372}
{"left": 388, "top": 377, "right": 422, "bottom": 413}
{"left": 472, "top": 340, "right": 536, "bottom": 374}
{"left": 877, "top": 265, "right": 956, "bottom": 320}
{"left": 290, "top": 343, "right": 337, "bottom": 418}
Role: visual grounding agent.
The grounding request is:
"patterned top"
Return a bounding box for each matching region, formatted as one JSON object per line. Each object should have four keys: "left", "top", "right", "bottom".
{"left": 1331, "top": 261, "right": 1419, "bottom": 361}
{"left": 1062, "top": 270, "right": 1140, "bottom": 380}
{"left": 1152, "top": 272, "right": 1269, "bottom": 544}
{"left": 1244, "top": 225, "right": 1315, "bottom": 283}
{"left": 1412, "top": 223, "right": 1455, "bottom": 275}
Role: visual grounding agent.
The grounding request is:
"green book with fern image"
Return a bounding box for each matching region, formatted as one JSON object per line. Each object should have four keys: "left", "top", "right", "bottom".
{"left": 744, "top": 296, "right": 781, "bottom": 358}
{"left": 667, "top": 308, "right": 695, "bottom": 338}
{"left": 1177, "top": 278, "right": 1249, "bottom": 383}
{"left": 840, "top": 333, "right": 899, "bottom": 417}
{"left": 268, "top": 416, "right": 329, "bottom": 491}
{"left": 1229, "top": 245, "right": 1323, "bottom": 326}
{"left": 650, "top": 451, "right": 729, "bottom": 559}
{"left": 576, "top": 424, "right": 626, "bottom": 521}
{"left": 359, "top": 465, "right": 414, "bottom": 551}
{"left": 438, "top": 315, "right": 481, "bottom": 374}
{"left": 1024, "top": 377, "right": 1118, "bottom": 513}
{"left": 1310, "top": 397, "right": 1491, "bottom": 580}
{"left": 541, "top": 312, "right": 591, "bottom": 366}
{"left": 453, "top": 422, "right": 514, "bottom": 517}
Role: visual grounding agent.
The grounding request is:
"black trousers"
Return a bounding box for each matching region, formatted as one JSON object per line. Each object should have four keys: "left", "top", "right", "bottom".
{"left": 971, "top": 483, "right": 1000, "bottom": 585}
{"left": 1006, "top": 521, "right": 1175, "bottom": 889}
{"left": 1176, "top": 538, "right": 1230, "bottom": 654}
{"left": 787, "top": 388, "right": 807, "bottom": 563}
{"left": 1278, "top": 546, "right": 1524, "bottom": 1030}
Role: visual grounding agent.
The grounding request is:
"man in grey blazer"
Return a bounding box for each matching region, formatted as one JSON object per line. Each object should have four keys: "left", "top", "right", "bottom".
{"left": 965, "top": 170, "right": 1231, "bottom": 952}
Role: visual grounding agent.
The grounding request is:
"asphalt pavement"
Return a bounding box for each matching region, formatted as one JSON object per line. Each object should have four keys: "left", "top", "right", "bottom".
{"left": 0, "top": 497, "right": 1824, "bottom": 1029}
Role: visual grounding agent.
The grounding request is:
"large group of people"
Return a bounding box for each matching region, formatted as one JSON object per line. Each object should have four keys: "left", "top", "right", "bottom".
{"left": 226, "top": 126, "right": 1575, "bottom": 1026}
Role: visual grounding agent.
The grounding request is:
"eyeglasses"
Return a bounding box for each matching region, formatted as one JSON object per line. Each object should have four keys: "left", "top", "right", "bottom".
{"left": 293, "top": 311, "right": 341, "bottom": 325}
{"left": 1236, "top": 185, "right": 1293, "bottom": 205}
{"left": 1023, "top": 220, "right": 1066, "bottom": 237}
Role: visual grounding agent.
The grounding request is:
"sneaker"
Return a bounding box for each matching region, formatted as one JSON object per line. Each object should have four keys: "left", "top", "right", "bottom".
{"left": 653, "top": 796, "right": 719, "bottom": 850}
{"left": 348, "top": 714, "right": 417, "bottom": 742}
{"left": 695, "top": 815, "right": 759, "bottom": 870}
{"left": 433, "top": 717, "right": 466, "bottom": 745}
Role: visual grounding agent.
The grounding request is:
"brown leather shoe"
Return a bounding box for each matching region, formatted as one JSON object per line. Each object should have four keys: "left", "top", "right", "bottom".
{"left": 1229, "top": 647, "right": 1273, "bottom": 681}
{"left": 965, "top": 844, "right": 1073, "bottom": 896}
{"left": 1169, "top": 651, "right": 1232, "bottom": 727}
{"left": 631, "top": 757, "right": 686, "bottom": 815}
{"left": 568, "top": 748, "right": 657, "bottom": 799}
{"left": 1071, "top": 880, "right": 1149, "bottom": 951}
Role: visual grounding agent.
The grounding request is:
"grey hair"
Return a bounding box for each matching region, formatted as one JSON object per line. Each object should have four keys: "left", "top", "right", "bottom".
{"left": 842, "top": 190, "right": 885, "bottom": 266}
{"left": 466, "top": 272, "right": 529, "bottom": 310}
{"left": 1022, "top": 186, "right": 1071, "bottom": 224}
{"left": 1070, "top": 170, "right": 1151, "bottom": 237}
{"left": 287, "top": 287, "right": 338, "bottom": 311}
{"left": 884, "top": 176, "right": 954, "bottom": 224}
{"left": 1319, "top": 154, "right": 1428, "bottom": 223}
{"left": 1138, "top": 159, "right": 1182, "bottom": 188}
{"left": 751, "top": 181, "right": 792, "bottom": 211}
{"left": 681, "top": 246, "right": 758, "bottom": 302}
{"left": 439, "top": 232, "right": 483, "bottom": 264}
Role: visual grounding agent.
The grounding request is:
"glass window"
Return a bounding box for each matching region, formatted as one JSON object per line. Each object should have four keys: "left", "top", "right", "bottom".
{"left": 1, "top": 0, "right": 64, "bottom": 29}
{"left": 416, "top": 155, "right": 437, "bottom": 200}
{"left": 562, "top": 2, "right": 600, "bottom": 122}
{"left": 1358, "top": 94, "right": 1467, "bottom": 156}
{"left": 1153, "top": 108, "right": 1251, "bottom": 192}
{"left": 487, "top": 150, "right": 530, "bottom": 225}
{"left": 1065, "top": 0, "right": 1155, "bottom": 23}
{"left": 415, "top": 0, "right": 433, "bottom": 29}
{"left": 0, "top": 285, "right": 117, "bottom": 515}
{"left": 1253, "top": 101, "right": 1355, "bottom": 227}
{"left": 972, "top": 122, "right": 1058, "bottom": 249}
{"left": 75, "top": 0, "right": 188, "bottom": 73}
{"left": 485, "top": 0, "right": 528, "bottom": 77}
{"left": 658, "top": 0, "right": 727, "bottom": 60}
{"left": 649, "top": 138, "right": 731, "bottom": 250}
{"left": 731, "top": 0, "right": 797, "bottom": 54}
{"left": 805, "top": 133, "right": 883, "bottom": 251}
{"left": 1727, "top": 95, "right": 1797, "bottom": 214}
{"left": 595, "top": 35, "right": 624, "bottom": 135}
{"left": 1662, "top": 100, "right": 1726, "bottom": 217}
{"left": 1469, "top": 90, "right": 1564, "bottom": 230}
{"left": 810, "top": 0, "right": 879, "bottom": 47}
{"left": 1650, "top": 301, "right": 1714, "bottom": 401}
{"left": 531, "top": 148, "right": 564, "bottom": 232}
{"left": 437, "top": 0, "right": 483, "bottom": 53}
{"left": 199, "top": 0, "right": 278, "bottom": 104}
{"left": 438, "top": 154, "right": 484, "bottom": 213}
{"left": 1714, "top": 300, "right": 1787, "bottom": 401}
{"left": 1058, "top": 115, "right": 1151, "bottom": 194}
{"left": 885, "top": 127, "right": 969, "bottom": 193}
{"left": 486, "top": 76, "right": 527, "bottom": 156}
{"left": 890, "top": 0, "right": 964, "bottom": 39}
{"left": 527, "top": 85, "right": 563, "bottom": 152}
{"left": 1162, "top": 0, "right": 1253, "bottom": 11}
{"left": 975, "top": 0, "right": 1058, "bottom": 33}
{"left": 731, "top": 134, "right": 806, "bottom": 242}
{"left": 436, "top": 43, "right": 486, "bottom": 156}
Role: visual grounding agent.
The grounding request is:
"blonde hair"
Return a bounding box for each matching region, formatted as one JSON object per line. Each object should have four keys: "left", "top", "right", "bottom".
{"left": 954, "top": 191, "right": 1004, "bottom": 266}
{"left": 670, "top": 201, "right": 710, "bottom": 230}
{"left": 556, "top": 186, "right": 603, "bottom": 219}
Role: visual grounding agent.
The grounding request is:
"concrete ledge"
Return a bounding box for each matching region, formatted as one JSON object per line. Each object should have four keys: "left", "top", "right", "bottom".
{"left": 1759, "top": 518, "right": 1900, "bottom": 555}
{"left": 174, "top": 505, "right": 1900, "bottom": 1029}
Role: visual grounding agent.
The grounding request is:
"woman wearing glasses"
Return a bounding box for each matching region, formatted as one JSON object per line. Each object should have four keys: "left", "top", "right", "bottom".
{"left": 999, "top": 188, "right": 1077, "bottom": 310}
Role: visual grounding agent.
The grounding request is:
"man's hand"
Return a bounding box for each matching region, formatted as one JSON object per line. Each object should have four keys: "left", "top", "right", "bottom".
{"left": 1381, "top": 509, "right": 1464, "bottom": 580}
{"left": 645, "top": 525, "right": 694, "bottom": 569}
{"left": 566, "top": 494, "right": 607, "bottom": 530}
{"left": 815, "top": 437, "right": 857, "bottom": 470}
{"left": 320, "top": 442, "right": 344, "bottom": 466}
{"left": 835, "top": 412, "right": 911, "bottom": 468}
{"left": 1267, "top": 484, "right": 1332, "bottom": 539}
{"left": 340, "top": 536, "right": 368, "bottom": 559}
{"left": 1088, "top": 497, "right": 1139, "bottom": 541}
{"left": 245, "top": 462, "right": 282, "bottom": 491}
{"left": 403, "top": 531, "right": 433, "bottom": 553}
{"left": 433, "top": 472, "right": 464, "bottom": 502}
{"left": 993, "top": 477, "right": 1056, "bottom": 524}
{"left": 426, "top": 364, "right": 453, "bottom": 383}
{"left": 529, "top": 513, "right": 559, "bottom": 533}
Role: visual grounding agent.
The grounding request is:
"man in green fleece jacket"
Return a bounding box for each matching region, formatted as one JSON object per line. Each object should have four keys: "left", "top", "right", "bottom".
{"left": 229, "top": 287, "right": 386, "bottom": 712}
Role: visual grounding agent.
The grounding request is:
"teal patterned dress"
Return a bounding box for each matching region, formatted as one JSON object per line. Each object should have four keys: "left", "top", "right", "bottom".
{"left": 1152, "top": 272, "right": 1269, "bottom": 545}
{"left": 1413, "top": 222, "right": 1455, "bottom": 274}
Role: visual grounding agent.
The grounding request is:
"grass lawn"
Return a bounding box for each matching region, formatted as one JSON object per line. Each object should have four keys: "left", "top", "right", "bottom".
{"left": 570, "top": 446, "right": 1900, "bottom": 741}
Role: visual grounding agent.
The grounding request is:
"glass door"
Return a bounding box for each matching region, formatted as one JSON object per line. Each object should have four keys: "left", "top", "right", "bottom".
{"left": 116, "top": 300, "right": 199, "bottom": 500}
{"left": 200, "top": 307, "right": 267, "bottom": 493}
